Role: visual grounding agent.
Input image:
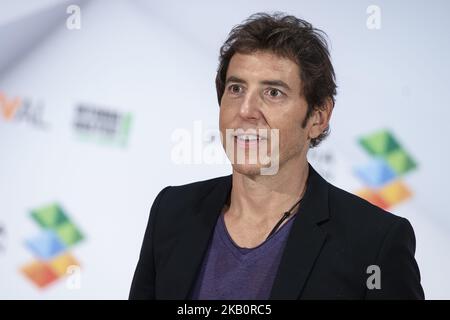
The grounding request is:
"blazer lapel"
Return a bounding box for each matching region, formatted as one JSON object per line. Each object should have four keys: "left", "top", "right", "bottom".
{"left": 157, "top": 175, "right": 232, "bottom": 299}
{"left": 270, "top": 164, "right": 330, "bottom": 300}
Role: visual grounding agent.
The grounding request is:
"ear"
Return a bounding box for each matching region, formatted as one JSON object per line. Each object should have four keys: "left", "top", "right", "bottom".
{"left": 307, "top": 97, "right": 334, "bottom": 140}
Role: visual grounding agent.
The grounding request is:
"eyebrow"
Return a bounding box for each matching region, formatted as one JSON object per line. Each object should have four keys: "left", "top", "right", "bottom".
{"left": 225, "top": 76, "right": 246, "bottom": 85}
{"left": 225, "top": 76, "right": 292, "bottom": 92}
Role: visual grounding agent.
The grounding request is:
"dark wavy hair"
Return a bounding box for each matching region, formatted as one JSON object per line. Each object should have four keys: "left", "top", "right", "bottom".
{"left": 215, "top": 12, "right": 337, "bottom": 148}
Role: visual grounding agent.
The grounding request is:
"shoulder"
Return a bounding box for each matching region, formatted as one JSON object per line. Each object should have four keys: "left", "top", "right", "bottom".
{"left": 149, "top": 175, "right": 231, "bottom": 220}
{"left": 160, "top": 175, "right": 231, "bottom": 204}
{"left": 328, "top": 183, "right": 404, "bottom": 225}
{"left": 325, "top": 182, "right": 415, "bottom": 252}
{"left": 324, "top": 182, "right": 422, "bottom": 299}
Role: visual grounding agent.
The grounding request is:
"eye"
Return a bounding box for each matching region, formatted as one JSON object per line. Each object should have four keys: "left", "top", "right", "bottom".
{"left": 265, "top": 88, "right": 284, "bottom": 98}
{"left": 228, "top": 84, "right": 243, "bottom": 95}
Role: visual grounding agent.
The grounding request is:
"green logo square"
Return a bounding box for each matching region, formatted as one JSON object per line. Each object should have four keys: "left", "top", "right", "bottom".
{"left": 31, "top": 204, "right": 69, "bottom": 230}
{"left": 55, "top": 221, "right": 84, "bottom": 247}
{"left": 386, "top": 148, "right": 417, "bottom": 175}
{"left": 359, "top": 129, "right": 401, "bottom": 157}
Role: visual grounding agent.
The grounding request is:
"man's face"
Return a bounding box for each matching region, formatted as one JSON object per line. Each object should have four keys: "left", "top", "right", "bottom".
{"left": 219, "top": 50, "right": 313, "bottom": 176}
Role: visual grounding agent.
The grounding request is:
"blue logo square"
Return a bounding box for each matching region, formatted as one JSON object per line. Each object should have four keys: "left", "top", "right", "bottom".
{"left": 25, "top": 230, "right": 66, "bottom": 260}
{"left": 354, "top": 158, "right": 396, "bottom": 188}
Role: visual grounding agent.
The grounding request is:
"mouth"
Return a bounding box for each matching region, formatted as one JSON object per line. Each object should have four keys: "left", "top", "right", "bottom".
{"left": 233, "top": 133, "right": 268, "bottom": 148}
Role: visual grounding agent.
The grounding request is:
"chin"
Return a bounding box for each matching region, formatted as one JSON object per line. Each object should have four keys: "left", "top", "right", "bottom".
{"left": 231, "top": 163, "right": 277, "bottom": 177}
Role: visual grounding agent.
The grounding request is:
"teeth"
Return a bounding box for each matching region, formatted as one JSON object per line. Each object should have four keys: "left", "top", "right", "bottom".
{"left": 236, "top": 134, "right": 260, "bottom": 141}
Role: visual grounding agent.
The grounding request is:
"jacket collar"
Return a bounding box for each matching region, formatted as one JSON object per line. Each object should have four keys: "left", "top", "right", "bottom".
{"left": 269, "top": 163, "right": 330, "bottom": 299}
{"left": 157, "top": 163, "right": 330, "bottom": 299}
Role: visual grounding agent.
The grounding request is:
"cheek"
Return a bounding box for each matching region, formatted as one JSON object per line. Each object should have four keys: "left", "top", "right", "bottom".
{"left": 277, "top": 102, "right": 308, "bottom": 142}
{"left": 219, "top": 107, "right": 228, "bottom": 131}
{"left": 280, "top": 123, "right": 301, "bottom": 146}
{"left": 219, "top": 100, "right": 237, "bottom": 125}
{"left": 273, "top": 117, "right": 307, "bottom": 151}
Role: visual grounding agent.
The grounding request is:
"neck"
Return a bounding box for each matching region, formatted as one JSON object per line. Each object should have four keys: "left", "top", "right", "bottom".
{"left": 227, "top": 157, "right": 309, "bottom": 223}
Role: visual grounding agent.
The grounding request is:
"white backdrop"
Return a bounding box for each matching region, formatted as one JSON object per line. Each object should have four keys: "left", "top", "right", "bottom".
{"left": 1, "top": 0, "right": 449, "bottom": 299}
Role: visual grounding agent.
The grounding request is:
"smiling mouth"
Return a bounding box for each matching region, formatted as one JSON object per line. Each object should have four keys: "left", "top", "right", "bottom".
{"left": 234, "top": 134, "right": 268, "bottom": 147}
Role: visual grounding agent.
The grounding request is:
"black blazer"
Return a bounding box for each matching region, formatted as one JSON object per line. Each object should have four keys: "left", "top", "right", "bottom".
{"left": 129, "top": 164, "right": 424, "bottom": 299}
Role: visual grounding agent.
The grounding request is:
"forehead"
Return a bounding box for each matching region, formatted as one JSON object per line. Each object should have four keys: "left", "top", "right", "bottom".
{"left": 227, "top": 51, "right": 300, "bottom": 84}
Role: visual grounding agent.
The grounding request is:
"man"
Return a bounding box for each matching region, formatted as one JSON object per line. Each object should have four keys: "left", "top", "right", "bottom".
{"left": 129, "top": 13, "right": 424, "bottom": 300}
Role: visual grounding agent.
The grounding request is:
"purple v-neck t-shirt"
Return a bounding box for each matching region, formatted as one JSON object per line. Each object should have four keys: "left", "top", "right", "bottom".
{"left": 190, "top": 211, "right": 296, "bottom": 300}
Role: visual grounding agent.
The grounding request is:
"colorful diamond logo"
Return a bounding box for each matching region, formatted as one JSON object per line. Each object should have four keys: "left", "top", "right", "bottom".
{"left": 21, "top": 203, "right": 84, "bottom": 289}
{"left": 354, "top": 129, "right": 417, "bottom": 211}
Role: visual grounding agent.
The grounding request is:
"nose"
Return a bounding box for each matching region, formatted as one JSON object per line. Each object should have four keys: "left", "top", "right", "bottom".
{"left": 239, "top": 89, "right": 262, "bottom": 121}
